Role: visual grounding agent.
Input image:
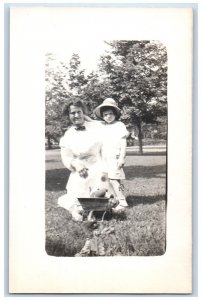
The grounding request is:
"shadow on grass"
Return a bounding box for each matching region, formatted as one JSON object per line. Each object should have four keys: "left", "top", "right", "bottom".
{"left": 126, "top": 151, "right": 167, "bottom": 156}
{"left": 46, "top": 168, "right": 70, "bottom": 191}
{"left": 46, "top": 159, "right": 60, "bottom": 163}
{"left": 88, "top": 210, "right": 127, "bottom": 221}
{"left": 126, "top": 194, "right": 166, "bottom": 207}
{"left": 46, "top": 164, "right": 167, "bottom": 192}
{"left": 125, "top": 164, "right": 167, "bottom": 180}
{"left": 45, "top": 238, "right": 74, "bottom": 257}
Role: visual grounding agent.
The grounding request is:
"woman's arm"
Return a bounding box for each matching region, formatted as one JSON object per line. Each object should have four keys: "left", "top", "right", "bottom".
{"left": 60, "top": 133, "right": 88, "bottom": 178}
{"left": 60, "top": 147, "right": 75, "bottom": 171}
{"left": 60, "top": 134, "right": 74, "bottom": 171}
{"left": 61, "top": 148, "right": 88, "bottom": 178}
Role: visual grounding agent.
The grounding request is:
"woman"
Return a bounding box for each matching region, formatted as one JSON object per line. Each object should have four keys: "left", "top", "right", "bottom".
{"left": 58, "top": 99, "right": 111, "bottom": 221}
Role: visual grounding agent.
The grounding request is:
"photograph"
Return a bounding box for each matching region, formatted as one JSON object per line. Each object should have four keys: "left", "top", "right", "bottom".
{"left": 9, "top": 6, "right": 193, "bottom": 293}
{"left": 45, "top": 40, "right": 167, "bottom": 257}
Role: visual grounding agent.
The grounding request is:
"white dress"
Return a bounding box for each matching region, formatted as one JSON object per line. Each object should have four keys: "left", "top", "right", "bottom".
{"left": 58, "top": 121, "right": 112, "bottom": 211}
{"left": 100, "top": 121, "right": 129, "bottom": 179}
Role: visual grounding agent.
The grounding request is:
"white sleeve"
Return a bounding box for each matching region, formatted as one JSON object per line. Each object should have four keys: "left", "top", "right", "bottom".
{"left": 59, "top": 132, "right": 75, "bottom": 171}
{"left": 119, "top": 122, "right": 130, "bottom": 138}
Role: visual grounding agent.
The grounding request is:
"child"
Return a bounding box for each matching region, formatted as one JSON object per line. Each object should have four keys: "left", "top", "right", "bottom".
{"left": 93, "top": 98, "right": 129, "bottom": 211}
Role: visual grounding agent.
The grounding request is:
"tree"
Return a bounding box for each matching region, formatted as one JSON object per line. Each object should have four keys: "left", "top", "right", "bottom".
{"left": 68, "top": 53, "right": 88, "bottom": 95}
{"left": 67, "top": 54, "right": 112, "bottom": 117}
{"left": 45, "top": 41, "right": 167, "bottom": 153}
{"left": 98, "top": 40, "right": 167, "bottom": 153}
{"left": 45, "top": 52, "right": 100, "bottom": 147}
{"left": 45, "top": 53, "right": 71, "bottom": 148}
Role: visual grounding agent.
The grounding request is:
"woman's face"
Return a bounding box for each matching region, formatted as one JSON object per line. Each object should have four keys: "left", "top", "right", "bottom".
{"left": 102, "top": 109, "right": 116, "bottom": 124}
{"left": 69, "top": 105, "right": 85, "bottom": 127}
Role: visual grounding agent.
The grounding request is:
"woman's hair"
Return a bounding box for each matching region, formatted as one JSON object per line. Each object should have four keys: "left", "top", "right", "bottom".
{"left": 62, "top": 98, "right": 87, "bottom": 116}
{"left": 100, "top": 106, "right": 120, "bottom": 120}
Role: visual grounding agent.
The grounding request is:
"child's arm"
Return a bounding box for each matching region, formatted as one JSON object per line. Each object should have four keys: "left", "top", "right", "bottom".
{"left": 84, "top": 115, "right": 103, "bottom": 124}
{"left": 84, "top": 115, "right": 93, "bottom": 122}
{"left": 117, "top": 137, "right": 127, "bottom": 169}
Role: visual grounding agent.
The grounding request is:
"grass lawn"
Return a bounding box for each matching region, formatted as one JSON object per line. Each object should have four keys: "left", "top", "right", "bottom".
{"left": 45, "top": 149, "right": 167, "bottom": 257}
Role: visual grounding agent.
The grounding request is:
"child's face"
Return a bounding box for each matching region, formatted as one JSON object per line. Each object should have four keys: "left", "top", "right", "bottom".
{"left": 102, "top": 109, "right": 116, "bottom": 124}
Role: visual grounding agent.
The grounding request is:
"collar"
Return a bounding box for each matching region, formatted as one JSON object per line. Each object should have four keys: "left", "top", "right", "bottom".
{"left": 74, "top": 125, "right": 86, "bottom": 131}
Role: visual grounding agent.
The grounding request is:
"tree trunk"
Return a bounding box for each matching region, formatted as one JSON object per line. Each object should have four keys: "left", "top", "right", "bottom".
{"left": 47, "top": 135, "right": 52, "bottom": 150}
{"left": 137, "top": 121, "right": 143, "bottom": 154}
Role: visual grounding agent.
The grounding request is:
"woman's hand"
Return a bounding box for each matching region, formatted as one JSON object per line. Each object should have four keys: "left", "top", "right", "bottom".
{"left": 78, "top": 168, "right": 89, "bottom": 178}
{"left": 71, "top": 159, "right": 88, "bottom": 178}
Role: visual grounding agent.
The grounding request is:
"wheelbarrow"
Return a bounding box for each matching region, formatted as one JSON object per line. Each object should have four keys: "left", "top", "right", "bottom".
{"left": 77, "top": 197, "right": 118, "bottom": 221}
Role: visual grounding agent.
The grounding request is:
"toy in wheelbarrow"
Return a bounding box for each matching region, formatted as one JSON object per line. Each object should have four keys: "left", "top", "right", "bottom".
{"left": 77, "top": 188, "right": 119, "bottom": 221}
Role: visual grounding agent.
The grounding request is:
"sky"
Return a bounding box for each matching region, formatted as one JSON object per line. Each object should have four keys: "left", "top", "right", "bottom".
{"left": 46, "top": 39, "right": 111, "bottom": 73}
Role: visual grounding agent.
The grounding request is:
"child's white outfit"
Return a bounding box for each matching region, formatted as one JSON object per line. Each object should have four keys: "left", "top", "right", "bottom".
{"left": 100, "top": 121, "right": 129, "bottom": 208}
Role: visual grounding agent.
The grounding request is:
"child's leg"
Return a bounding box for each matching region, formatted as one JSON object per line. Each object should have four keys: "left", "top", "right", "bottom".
{"left": 109, "top": 179, "right": 128, "bottom": 207}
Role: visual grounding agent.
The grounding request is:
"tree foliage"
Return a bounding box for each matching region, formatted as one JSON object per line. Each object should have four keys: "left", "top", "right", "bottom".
{"left": 68, "top": 53, "right": 88, "bottom": 94}
{"left": 45, "top": 53, "right": 70, "bottom": 147}
{"left": 45, "top": 53, "right": 88, "bottom": 147}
